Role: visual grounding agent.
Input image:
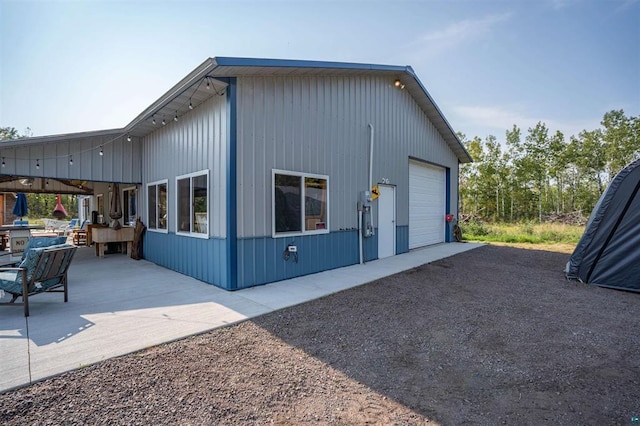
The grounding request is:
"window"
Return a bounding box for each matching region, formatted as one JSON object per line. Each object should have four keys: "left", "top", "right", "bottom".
{"left": 176, "top": 170, "right": 208, "bottom": 237}
{"left": 96, "top": 194, "right": 104, "bottom": 218}
{"left": 147, "top": 180, "right": 168, "bottom": 232}
{"left": 272, "top": 170, "right": 329, "bottom": 237}
{"left": 123, "top": 187, "right": 137, "bottom": 226}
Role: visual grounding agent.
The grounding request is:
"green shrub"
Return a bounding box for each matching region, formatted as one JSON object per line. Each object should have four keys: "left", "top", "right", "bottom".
{"left": 461, "top": 220, "right": 490, "bottom": 237}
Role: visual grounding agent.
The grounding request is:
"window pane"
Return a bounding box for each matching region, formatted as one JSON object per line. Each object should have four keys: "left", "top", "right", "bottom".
{"left": 158, "top": 183, "right": 167, "bottom": 230}
{"left": 97, "top": 195, "right": 104, "bottom": 219}
{"left": 192, "top": 174, "right": 207, "bottom": 234}
{"left": 275, "top": 174, "right": 301, "bottom": 233}
{"left": 305, "top": 177, "right": 327, "bottom": 231}
{"left": 177, "top": 178, "right": 190, "bottom": 232}
{"left": 148, "top": 186, "right": 156, "bottom": 229}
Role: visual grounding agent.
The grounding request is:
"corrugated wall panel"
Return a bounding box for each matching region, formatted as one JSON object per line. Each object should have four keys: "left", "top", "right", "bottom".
{"left": 141, "top": 94, "right": 227, "bottom": 237}
{"left": 236, "top": 75, "right": 459, "bottom": 239}
{"left": 0, "top": 134, "right": 141, "bottom": 183}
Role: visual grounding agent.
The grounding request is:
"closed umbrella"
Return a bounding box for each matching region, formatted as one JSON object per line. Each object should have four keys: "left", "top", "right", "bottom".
{"left": 12, "top": 193, "right": 28, "bottom": 221}
{"left": 110, "top": 183, "right": 122, "bottom": 230}
{"left": 52, "top": 194, "right": 68, "bottom": 219}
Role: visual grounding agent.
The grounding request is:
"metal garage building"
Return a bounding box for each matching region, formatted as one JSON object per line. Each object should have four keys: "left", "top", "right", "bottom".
{"left": 0, "top": 57, "right": 472, "bottom": 290}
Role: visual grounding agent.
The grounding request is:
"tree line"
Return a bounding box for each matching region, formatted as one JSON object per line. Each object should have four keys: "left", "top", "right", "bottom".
{"left": 459, "top": 109, "right": 639, "bottom": 222}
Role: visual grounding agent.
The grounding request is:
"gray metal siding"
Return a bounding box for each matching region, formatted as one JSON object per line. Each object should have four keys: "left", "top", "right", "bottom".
{"left": 236, "top": 75, "right": 459, "bottom": 239}
{"left": 141, "top": 94, "right": 227, "bottom": 237}
{"left": 0, "top": 134, "right": 141, "bottom": 183}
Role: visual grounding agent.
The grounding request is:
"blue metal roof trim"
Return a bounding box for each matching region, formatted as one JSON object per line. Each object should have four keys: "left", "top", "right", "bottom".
{"left": 213, "top": 56, "right": 407, "bottom": 72}
{"left": 404, "top": 67, "right": 472, "bottom": 162}
{"left": 211, "top": 57, "right": 472, "bottom": 163}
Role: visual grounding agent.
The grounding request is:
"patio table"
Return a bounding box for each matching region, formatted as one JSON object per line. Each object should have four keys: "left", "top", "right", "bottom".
{"left": 91, "top": 226, "right": 134, "bottom": 257}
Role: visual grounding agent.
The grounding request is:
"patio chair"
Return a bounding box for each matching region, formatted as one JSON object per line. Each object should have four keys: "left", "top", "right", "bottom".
{"left": 72, "top": 220, "right": 90, "bottom": 246}
{"left": 17, "top": 236, "right": 68, "bottom": 263}
{"left": 62, "top": 218, "right": 80, "bottom": 236}
{"left": 0, "top": 244, "right": 77, "bottom": 316}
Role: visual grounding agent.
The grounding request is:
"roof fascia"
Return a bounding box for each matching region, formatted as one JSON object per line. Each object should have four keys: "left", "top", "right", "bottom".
{"left": 123, "top": 58, "right": 219, "bottom": 131}
{"left": 213, "top": 56, "right": 407, "bottom": 72}
{"left": 0, "top": 128, "right": 123, "bottom": 146}
{"left": 404, "top": 67, "right": 473, "bottom": 163}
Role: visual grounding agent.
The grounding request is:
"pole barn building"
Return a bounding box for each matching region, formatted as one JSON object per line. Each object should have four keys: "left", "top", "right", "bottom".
{"left": 0, "top": 57, "right": 472, "bottom": 290}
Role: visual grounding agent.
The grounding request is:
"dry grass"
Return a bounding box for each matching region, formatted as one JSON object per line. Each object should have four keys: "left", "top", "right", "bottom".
{"left": 480, "top": 241, "right": 577, "bottom": 254}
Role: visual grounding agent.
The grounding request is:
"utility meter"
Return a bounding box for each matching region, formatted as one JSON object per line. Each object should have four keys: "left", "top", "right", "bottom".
{"left": 358, "top": 191, "right": 374, "bottom": 238}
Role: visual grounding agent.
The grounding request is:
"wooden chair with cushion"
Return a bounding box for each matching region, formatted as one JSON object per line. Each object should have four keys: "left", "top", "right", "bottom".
{"left": 0, "top": 244, "right": 77, "bottom": 316}
{"left": 72, "top": 221, "right": 89, "bottom": 246}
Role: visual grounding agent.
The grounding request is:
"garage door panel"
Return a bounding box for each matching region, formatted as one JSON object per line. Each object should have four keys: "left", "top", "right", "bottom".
{"left": 409, "top": 161, "right": 445, "bottom": 249}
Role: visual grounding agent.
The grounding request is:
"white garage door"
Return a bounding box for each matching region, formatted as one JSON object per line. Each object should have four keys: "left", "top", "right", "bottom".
{"left": 409, "top": 160, "right": 445, "bottom": 249}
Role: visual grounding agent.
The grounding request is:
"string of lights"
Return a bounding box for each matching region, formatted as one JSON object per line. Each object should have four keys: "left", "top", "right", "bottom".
{"left": 0, "top": 74, "right": 226, "bottom": 169}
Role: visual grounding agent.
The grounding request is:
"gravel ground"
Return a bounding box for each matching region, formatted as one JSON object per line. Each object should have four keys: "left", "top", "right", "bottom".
{"left": 2, "top": 245, "right": 639, "bottom": 425}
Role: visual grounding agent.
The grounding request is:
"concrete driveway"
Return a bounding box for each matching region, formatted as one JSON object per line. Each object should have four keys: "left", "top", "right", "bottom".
{"left": 0, "top": 242, "right": 481, "bottom": 393}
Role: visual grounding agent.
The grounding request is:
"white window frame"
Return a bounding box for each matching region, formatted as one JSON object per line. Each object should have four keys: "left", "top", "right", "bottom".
{"left": 122, "top": 186, "right": 137, "bottom": 227}
{"left": 96, "top": 194, "right": 104, "bottom": 221}
{"left": 175, "top": 169, "right": 209, "bottom": 239}
{"left": 147, "top": 179, "right": 168, "bottom": 234}
{"left": 272, "top": 169, "right": 330, "bottom": 238}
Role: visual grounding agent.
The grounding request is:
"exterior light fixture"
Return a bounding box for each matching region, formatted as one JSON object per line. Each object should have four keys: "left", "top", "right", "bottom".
{"left": 206, "top": 79, "right": 210, "bottom": 89}
{"left": 69, "top": 155, "right": 73, "bottom": 166}
{"left": 174, "top": 112, "right": 178, "bottom": 122}
{"left": 36, "top": 159, "right": 40, "bottom": 169}
{"left": 152, "top": 116, "right": 157, "bottom": 125}
{"left": 1, "top": 157, "right": 5, "bottom": 167}
{"left": 189, "top": 100, "right": 193, "bottom": 110}
{"left": 162, "top": 118, "right": 166, "bottom": 126}
{"left": 127, "top": 134, "right": 132, "bottom": 142}
{"left": 99, "top": 146, "right": 104, "bottom": 156}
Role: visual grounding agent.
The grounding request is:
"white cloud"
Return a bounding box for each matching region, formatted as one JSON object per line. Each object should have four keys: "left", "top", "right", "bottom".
{"left": 420, "top": 12, "right": 512, "bottom": 48}
{"left": 451, "top": 105, "right": 602, "bottom": 140}
{"left": 403, "top": 12, "right": 512, "bottom": 61}
{"left": 548, "top": 0, "right": 579, "bottom": 10}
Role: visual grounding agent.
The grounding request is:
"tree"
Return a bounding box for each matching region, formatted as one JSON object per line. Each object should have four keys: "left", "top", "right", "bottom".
{"left": 0, "top": 126, "right": 31, "bottom": 141}
{"left": 459, "top": 109, "right": 638, "bottom": 223}
{"left": 601, "top": 110, "right": 640, "bottom": 179}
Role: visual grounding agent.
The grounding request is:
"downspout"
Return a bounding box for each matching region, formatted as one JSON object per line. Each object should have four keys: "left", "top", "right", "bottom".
{"left": 358, "top": 206, "right": 363, "bottom": 264}
{"left": 359, "top": 123, "right": 374, "bottom": 265}
{"left": 368, "top": 123, "right": 374, "bottom": 193}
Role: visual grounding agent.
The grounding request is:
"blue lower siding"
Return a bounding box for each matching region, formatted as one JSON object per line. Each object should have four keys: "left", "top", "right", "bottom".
{"left": 396, "top": 225, "right": 409, "bottom": 254}
{"left": 144, "top": 226, "right": 411, "bottom": 290}
{"left": 144, "top": 232, "right": 229, "bottom": 289}
{"left": 237, "top": 230, "right": 379, "bottom": 289}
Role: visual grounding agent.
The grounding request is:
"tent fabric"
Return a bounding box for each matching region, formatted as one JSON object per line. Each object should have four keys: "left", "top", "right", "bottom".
{"left": 566, "top": 158, "right": 640, "bottom": 292}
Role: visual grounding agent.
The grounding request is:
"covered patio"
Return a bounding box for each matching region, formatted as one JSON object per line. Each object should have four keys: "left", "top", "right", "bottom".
{"left": 0, "top": 241, "right": 482, "bottom": 393}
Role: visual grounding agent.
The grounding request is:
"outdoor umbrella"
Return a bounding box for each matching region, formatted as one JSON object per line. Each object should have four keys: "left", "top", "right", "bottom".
{"left": 110, "top": 183, "right": 123, "bottom": 230}
{"left": 52, "top": 194, "right": 68, "bottom": 219}
{"left": 12, "top": 193, "right": 28, "bottom": 220}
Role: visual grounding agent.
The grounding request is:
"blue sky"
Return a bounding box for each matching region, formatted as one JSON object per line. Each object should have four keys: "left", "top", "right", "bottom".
{"left": 1, "top": 0, "right": 638, "bottom": 142}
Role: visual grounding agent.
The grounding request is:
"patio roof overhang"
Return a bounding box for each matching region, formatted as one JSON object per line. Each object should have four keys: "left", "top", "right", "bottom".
{"left": 0, "top": 177, "right": 95, "bottom": 195}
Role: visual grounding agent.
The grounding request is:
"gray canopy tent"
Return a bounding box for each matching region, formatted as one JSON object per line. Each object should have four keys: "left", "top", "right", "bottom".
{"left": 566, "top": 158, "right": 640, "bottom": 292}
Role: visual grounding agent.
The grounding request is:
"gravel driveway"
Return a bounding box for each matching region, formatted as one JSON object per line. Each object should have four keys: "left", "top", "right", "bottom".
{"left": 2, "top": 245, "right": 639, "bottom": 425}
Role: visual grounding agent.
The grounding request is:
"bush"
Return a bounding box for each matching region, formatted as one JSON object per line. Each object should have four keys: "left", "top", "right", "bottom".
{"left": 461, "top": 220, "right": 490, "bottom": 237}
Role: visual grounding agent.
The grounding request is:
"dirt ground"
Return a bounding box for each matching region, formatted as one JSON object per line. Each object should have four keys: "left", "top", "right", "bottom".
{"left": 2, "top": 245, "right": 639, "bottom": 425}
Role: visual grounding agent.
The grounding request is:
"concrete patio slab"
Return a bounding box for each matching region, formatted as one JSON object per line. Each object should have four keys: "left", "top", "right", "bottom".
{"left": 0, "top": 242, "right": 482, "bottom": 393}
